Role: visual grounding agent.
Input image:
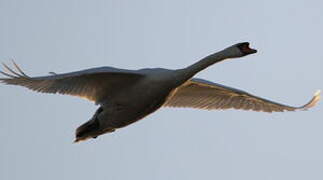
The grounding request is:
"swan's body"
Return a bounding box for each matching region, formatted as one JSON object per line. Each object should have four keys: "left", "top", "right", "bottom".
{"left": 0, "top": 42, "right": 320, "bottom": 142}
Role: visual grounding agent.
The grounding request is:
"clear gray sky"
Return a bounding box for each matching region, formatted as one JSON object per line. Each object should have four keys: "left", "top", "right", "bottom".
{"left": 0, "top": 0, "right": 322, "bottom": 180}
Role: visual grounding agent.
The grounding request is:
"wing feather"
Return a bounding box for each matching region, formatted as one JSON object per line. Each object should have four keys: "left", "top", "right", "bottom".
{"left": 164, "top": 78, "right": 320, "bottom": 112}
{"left": 0, "top": 62, "right": 144, "bottom": 104}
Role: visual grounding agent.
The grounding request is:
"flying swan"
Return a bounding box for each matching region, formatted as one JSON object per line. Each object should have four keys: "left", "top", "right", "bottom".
{"left": 0, "top": 42, "right": 320, "bottom": 142}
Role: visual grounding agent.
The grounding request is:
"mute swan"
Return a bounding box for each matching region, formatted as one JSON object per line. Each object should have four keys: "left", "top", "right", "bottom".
{"left": 0, "top": 42, "right": 320, "bottom": 142}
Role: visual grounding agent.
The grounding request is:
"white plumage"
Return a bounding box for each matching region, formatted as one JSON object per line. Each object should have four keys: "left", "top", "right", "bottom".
{"left": 0, "top": 42, "right": 320, "bottom": 142}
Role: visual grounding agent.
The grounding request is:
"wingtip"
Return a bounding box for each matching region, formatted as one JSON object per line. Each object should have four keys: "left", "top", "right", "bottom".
{"left": 301, "top": 90, "right": 320, "bottom": 110}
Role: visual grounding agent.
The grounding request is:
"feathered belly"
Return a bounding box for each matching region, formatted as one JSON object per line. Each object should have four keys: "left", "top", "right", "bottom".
{"left": 99, "top": 85, "right": 174, "bottom": 129}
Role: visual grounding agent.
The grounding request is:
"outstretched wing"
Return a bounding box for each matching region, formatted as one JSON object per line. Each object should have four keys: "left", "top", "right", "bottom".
{"left": 164, "top": 78, "right": 320, "bottom": 112}
{"left": 0, "top": 62, "right": 144, "bottom": 104}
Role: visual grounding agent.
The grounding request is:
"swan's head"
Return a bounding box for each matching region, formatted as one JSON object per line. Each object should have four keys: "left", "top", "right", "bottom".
{"left": 224, "top": 42, "right": 257, "bottom": 58}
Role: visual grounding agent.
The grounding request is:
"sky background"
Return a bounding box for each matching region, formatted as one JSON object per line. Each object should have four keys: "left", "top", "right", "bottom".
{"left": 0, "top": 0, "right": 322, "bottom": 180}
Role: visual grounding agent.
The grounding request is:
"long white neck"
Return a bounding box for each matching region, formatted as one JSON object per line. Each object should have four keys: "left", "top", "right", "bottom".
{"left": 175, "top": 49, "right": 231, "bottom": 83}
{"left": 173, "top": 42, "right": 256, "bottom": 85}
